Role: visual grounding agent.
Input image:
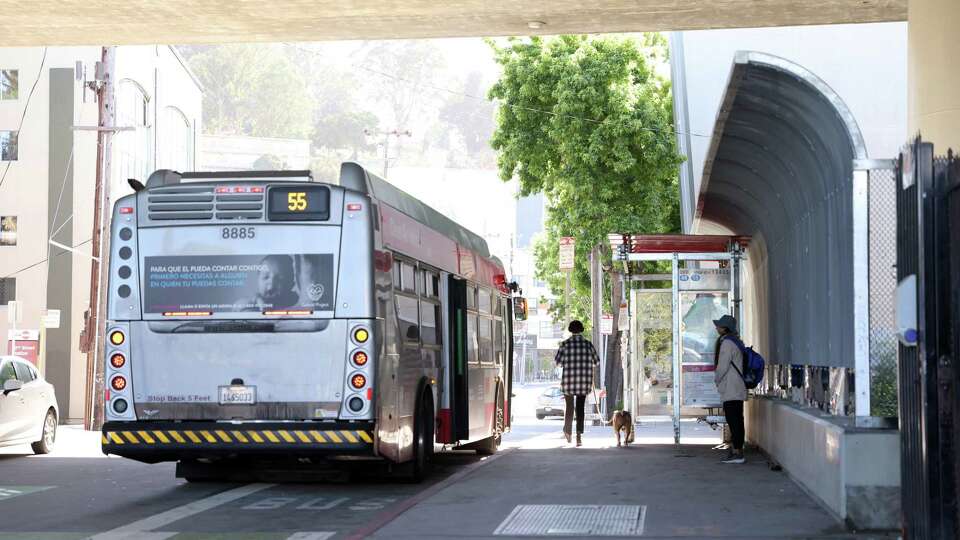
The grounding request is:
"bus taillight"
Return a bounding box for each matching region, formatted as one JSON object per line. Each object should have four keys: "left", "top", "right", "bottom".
{"left": 348, "top": 396, "right": 364, "bottom": 412}
{"left": 111, "top": 376, "right": 127, "bottom": 391}
{"left": 109, "top": 330, "right": 125, "bottom": 346}
{"left": 352, "top": 327, "right": 369, "bottom": 344}
{"left": 350, "top": 373, "right": 367, "bottom": 389}
{"left": 110, "top": 353, "right": 126, "bottom": 368}
{"left": 352, "top": 351, "right": 368, "bottom": 367}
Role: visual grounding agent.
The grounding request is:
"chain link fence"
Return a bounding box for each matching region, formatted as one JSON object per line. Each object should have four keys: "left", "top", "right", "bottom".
{"left": 868, "top": 166, "right": 899, "bottom": 417}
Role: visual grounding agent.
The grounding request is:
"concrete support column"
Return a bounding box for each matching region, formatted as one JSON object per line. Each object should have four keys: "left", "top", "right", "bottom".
{"left": 908, "top": 0, "right": 960, "bottom": 149}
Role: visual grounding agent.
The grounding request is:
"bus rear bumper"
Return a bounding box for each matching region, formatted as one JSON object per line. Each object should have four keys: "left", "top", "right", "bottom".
{"left": 101, "top": 421, "right": 375, "bottom": 463}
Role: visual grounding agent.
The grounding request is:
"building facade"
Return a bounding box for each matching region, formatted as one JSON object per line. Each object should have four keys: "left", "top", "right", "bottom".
{"left": 0, "top": 45, "right": 201, "bottom": 423}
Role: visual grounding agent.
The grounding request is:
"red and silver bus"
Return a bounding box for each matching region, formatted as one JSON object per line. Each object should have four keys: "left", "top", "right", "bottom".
{"left": 101, "top": 162, "right": 513, "bottom": 480}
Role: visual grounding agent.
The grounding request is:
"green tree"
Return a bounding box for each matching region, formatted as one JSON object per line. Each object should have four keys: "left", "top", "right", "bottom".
{"left": 187, "top": 44, "right": 314, "bottom": 139}
{"left": 436, "top": 70, "right": 497, "bottom": 168}
{"left": 489, "top": 34, "right": 682, "bottom": 413}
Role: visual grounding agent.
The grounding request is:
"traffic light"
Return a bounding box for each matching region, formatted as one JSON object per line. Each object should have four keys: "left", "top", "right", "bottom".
{"left": 513, "top": 297, "right": 528, "bottom": 321}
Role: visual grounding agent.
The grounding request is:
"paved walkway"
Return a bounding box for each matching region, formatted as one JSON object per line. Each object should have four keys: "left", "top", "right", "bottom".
{"left": 373, "top": 424, "right": 856, "bottom": 539}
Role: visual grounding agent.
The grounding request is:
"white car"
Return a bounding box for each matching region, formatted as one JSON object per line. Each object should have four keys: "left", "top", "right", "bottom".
{"left": 535, "top": 386, "right": 600, "bottom": 422}
{"left": 0, "top": 356, "right": 58, "bottom": 454}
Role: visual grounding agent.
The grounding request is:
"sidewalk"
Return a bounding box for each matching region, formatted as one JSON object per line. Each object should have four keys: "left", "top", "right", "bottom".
{"left": 372, "top": 425, "right": 857, "bottom": 539}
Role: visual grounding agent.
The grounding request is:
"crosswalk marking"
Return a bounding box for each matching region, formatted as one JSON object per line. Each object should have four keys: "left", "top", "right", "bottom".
{"left": 286, "top": 533, "right": 335, "bottom": 540}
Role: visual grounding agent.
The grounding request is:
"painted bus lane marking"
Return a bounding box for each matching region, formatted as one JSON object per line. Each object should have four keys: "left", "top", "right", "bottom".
{"left": 0, "top": 485, "right": 54, "bottom": 501}
{"left": 89, "top": 483, "right": 276, "bottom": 539}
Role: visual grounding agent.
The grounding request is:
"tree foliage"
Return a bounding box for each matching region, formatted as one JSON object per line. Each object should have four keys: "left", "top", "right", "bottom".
{"left": 187, "top": 44, "right": 314, "bottom": 139}
{"left": 489, "top": 34, "right": 682, "bottom": 327}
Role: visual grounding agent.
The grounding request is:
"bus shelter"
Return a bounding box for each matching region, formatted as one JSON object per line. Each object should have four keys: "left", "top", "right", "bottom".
{"left": 609, "top": 234, "right": 750, "bottom": 443}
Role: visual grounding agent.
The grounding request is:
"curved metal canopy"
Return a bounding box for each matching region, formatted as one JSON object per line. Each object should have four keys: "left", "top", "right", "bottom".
{"left": 695, "top": 52, "right": 866, "bottom": 368}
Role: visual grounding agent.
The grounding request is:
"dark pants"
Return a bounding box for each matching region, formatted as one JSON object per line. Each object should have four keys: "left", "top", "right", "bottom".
{"left": 723, "top": 400, "right": 745, "bottom": 451}
{"left": 563, "top": 394, "right": 587, "bottom": 435}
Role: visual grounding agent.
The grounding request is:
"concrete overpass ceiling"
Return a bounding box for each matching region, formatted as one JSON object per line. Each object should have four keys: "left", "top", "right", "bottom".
{"left": 696, "top": 51, "right": 865, "bottom": 368}
{"left": 4, "top": 1, "right": 906, "bottom": 46}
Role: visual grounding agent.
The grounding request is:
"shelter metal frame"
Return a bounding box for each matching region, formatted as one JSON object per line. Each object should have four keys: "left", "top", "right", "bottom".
{"left": 611, "top": 234, "right": 748, "bottom": 443}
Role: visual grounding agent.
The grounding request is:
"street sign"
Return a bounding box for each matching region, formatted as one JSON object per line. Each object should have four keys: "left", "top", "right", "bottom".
{"left": 678, "top": 268, "right": 731, "bottom": 291}
{"left": 7, "top": 330, "right": 39, "bottom": 366}
{"left": 558, "top": 237, "right": 575, "bottom": 270}
{"left": 600, "top": 314, "right": 614, "bottom": 335}
{"left": 7, "top": 329, "right": 38, "bottom": 341}
{"left": 6, "top": 301, "right": 22, "bottom": 324}
{"left": 41, "top": 309, "right": 61, "bottom": 329}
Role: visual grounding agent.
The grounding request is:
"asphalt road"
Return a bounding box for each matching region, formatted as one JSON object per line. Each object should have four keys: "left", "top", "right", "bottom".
{"left": 0, "top": 383, "right": 868, "bottom": 539}
{"left": 0, "top": 382, "right": 566, "bottom": 540}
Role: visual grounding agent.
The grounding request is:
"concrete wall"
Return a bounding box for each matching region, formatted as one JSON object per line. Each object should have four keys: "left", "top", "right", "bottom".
{"left": 746, "top": 397, "right": 900, "bottom": 529}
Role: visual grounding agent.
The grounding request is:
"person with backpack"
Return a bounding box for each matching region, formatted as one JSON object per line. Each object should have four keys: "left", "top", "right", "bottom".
{"left": 714, "top": 314, "right": 747, "bottom": 464}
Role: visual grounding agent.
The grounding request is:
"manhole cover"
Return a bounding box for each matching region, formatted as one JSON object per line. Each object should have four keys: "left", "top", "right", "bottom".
{"left": 494, "top": 504, "right": 646, "bottom": 536}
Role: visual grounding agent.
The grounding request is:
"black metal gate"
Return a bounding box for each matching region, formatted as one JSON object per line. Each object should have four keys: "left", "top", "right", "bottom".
{"left": 896, "top": 138, "right": 959, "bottom": 539}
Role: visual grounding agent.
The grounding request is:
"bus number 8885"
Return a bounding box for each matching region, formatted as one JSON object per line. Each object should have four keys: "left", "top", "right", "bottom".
{"left": 222, "top": 227, "right": 256, "bottom": 240}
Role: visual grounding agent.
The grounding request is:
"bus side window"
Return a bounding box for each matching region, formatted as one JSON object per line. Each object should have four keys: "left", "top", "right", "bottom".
{"left": 401, "top": 263, "right": 416, "bottom": 293}
{"left": 479, "top": 317, "right": 493, "bottom": 364}
{"left": 479, "top": 288, "right": 492, "bottom": 313}
{"left": 467, "top": 284, "right": 477, "bottom": 310}
{"left": 420, "top": 299, "right": 441, "bottom": 346}
{"left": 396, "top": 294, "right": 420, "bottom": 344}
{"left": 392, "top": 261, "right": 402, "bottom": 289}
{"left": 494, "top": 318, "right": 504, "bottom": 365}
{"left": 467, "top": 313, "right": 479, "bottom": 364}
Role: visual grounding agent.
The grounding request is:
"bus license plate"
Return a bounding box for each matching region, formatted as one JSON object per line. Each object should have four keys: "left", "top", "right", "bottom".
{"left": 219, "top": 385, "right": 256, "bottom": 405}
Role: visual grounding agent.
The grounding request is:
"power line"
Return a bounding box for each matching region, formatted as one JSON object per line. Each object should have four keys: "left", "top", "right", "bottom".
{"left": 2, "top": 238, "right": 92, "bottom": 280}
{"left": 0, "top": 47, "right": 49, "bottom": 191}
{"left": 285, "top": 42, "right": 713, "bottom": 141}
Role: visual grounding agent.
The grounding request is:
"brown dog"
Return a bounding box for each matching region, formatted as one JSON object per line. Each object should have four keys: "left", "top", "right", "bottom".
{"left": 612, "top": 410, "right": 635, "bottom": 447}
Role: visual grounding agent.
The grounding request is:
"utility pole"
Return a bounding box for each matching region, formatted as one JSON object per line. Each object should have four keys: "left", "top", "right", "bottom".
{"left": 82, "top": 47, "right": 115, "bottom": 431}
{"left": 364, "top": 128, "right": 411, "bottom": 178}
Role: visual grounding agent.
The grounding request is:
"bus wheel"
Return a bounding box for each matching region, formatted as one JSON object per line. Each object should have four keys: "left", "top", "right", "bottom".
{"left": 402, "top": 390, "right": 434, "bottom": 483}
{"left": 476, "top": 393, "right": 503, "bottom": 456}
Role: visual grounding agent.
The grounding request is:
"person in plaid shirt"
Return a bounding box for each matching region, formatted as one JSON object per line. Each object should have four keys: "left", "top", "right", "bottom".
{"left": 554, "top": 320, "right": 600, "bottom": 446}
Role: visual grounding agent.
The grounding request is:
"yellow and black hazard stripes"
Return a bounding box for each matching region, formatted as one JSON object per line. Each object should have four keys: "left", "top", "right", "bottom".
{"left": 101, "top": 427, "right": 374, "bottom": 447}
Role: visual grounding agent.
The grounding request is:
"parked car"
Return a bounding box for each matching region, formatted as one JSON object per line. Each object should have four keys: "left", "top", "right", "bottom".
{"left": 535, "top": 386, "right": 600, "bottom": 421}
{"left": 0, "top": 356, "right": 58, "bottom": 454}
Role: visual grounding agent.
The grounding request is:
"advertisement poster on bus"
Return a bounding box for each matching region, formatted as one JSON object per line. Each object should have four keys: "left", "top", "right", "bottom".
{"left": 143, "top": 254, "right": 334, "bottom": 313}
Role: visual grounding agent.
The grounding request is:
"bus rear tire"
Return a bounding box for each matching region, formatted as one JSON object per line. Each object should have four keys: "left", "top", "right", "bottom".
{"left": 400, "top": 389, "right": 434, "bottom": 483}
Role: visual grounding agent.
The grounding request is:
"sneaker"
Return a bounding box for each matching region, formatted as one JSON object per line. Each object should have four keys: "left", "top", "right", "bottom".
{"left": 722, "top": 453, "right": 746, "bottom": 464}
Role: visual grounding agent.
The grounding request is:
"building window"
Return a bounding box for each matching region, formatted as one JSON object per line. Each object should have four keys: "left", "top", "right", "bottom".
{"left": 0, "top": 70, "right": 16, "bottom": 100}
{"left": 159, "top": 106, "right": 192, "bottom": 171}
{"left": 539, "top": 320, "right": 564, "bottom": 339}
{"left": 0, "top": 278, "right": 15, "bottom": 304}
{"left": 114, "top": 80, "right": 152, "bottom": 189}
{"left": 0, "top": 216, "right": 16, "bottom": 246}
{"left": 0, "top": 131, "right": 17, "bottom": 161}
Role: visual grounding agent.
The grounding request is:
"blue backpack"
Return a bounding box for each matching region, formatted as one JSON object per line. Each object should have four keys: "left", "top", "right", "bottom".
{"left": 725, "top": 336, "right": 765, "bottom": 389}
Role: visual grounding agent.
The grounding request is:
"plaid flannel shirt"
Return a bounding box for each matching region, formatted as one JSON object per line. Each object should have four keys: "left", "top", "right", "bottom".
{"left": 554, "top": 334, "right": 600, "bottom": 395}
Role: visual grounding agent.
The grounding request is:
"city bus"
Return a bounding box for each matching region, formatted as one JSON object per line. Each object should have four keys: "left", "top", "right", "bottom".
{"left": 100, "top": 162, "right": 514, "bottom": 480}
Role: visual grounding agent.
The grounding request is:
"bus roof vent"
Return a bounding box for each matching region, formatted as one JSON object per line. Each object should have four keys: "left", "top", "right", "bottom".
{"left": 147, "top": 186, "right": 216, "bottom": 221}
{"left": 146, "top": 186, "right": 265, "bottom": 222}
